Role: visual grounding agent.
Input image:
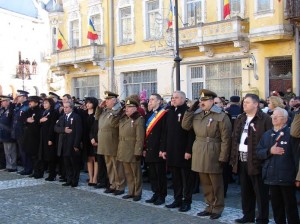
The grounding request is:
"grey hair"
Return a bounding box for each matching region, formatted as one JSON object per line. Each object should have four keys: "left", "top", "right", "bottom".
{"left": 173, "top": 91, "right": 186, "bottom": 99}
{"left": 274, "top": 107, "right": 288, "bottom": 118}
{"left": 64, "top": 101, "right": 74, "bottom": 109}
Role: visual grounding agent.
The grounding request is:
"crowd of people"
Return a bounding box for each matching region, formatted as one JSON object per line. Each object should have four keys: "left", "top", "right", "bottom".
{"left": 0, "top": 88, "right": 300, "bottom": 224}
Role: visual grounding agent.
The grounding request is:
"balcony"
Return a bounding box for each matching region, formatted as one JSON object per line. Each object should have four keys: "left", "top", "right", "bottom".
{"left": 50, "top": 44, "right": 105, "bottom": 68}
{"left": 285, "top": 0, "right": 300, "bottom": 22}
{"left": 179, "top": 17, "right": 249, "bottom": 48}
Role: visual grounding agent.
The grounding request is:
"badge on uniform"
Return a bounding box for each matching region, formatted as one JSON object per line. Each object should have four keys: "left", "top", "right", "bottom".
{"left": 207, "top": 118, "right": 213, "bottom": 127}
{"left": 250, "top": 123, "right": 256, "bottom": 132}
{"left": 177, "top": 113, "right": 181, "bottom": 122}
{"left": 276, "top": 132, "right": 284, "bottom": 142}
{"left": 108, "top": 113, "right": 113, "bottom": 118}
{"left": 280, "top": 141, "right": 287, "bottom": 145}
{"left": 131, "top": 120, "right": 134, "bottom": 127}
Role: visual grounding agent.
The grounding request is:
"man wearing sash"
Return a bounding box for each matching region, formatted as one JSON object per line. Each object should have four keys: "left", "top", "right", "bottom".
{"left": 144, "top": 93, "right": 168, "bottom": 205}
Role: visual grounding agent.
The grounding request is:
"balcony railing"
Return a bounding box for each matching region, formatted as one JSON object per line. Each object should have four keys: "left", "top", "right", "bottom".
{"left": 286, "top": 0, "right": 300, "bottom": 20}
{"left": 179, "top": 17, "right": 249, "bottom": 48}
{"left": 50, "top": 44, "right": 105, "bottom": 67}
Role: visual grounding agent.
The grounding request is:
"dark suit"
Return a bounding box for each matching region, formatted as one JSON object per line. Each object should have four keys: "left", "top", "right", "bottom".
{"left": 55, "top": 112, "right": 82, "bottom": 185}
{"left": 145, "top": 107, "right": 167, "bottom": 200}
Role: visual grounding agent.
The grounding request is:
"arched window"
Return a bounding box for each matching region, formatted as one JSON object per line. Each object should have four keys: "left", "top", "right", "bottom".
{"left": 117, "top": 0, "right": 135, "bottom": 44}
{"left": 88, "top": 5, "right": 103, "bottom": 45}
{"left": 69, "top": 11, "right": 81, "bottom": 48}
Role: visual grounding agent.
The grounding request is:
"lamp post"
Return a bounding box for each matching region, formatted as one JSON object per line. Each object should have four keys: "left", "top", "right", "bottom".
{"left": 174, "top": 0, "right": 181, "bottom": 91}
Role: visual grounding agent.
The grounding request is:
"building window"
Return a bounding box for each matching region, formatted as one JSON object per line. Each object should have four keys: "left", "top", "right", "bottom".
{"left": 73, "top": 76, "right": 99, "bottom": 99}
{"left": 123, "top": 70, "right": 157, "bottom": 98}
{"left": 89, "top": 14, "right": 101, "bottom": 44}
{"left": 190, "top": 66, "right": 204, "bottom": 100}
{"left": 52, "top": 27, "right": 57, "bottom": 52}
{"left": 145, "top": 0, "right": 161, "bottom": 40}
{"left": 205, "top": 61, "right": 242, "bottom": 99}
{"left": 254, "top": 0, "right": 273, "bottom": 15}
{"left": 185, "top": 0, "right": 204, "bottom": 26}
{"left": 120, "top": 6, "right": 133, "bottom": 44}
{"left": 70, "top": 20, "right": 80, "bottom": 48}
{"left": 218, "top": 0, "right": 244, "bottom": 20}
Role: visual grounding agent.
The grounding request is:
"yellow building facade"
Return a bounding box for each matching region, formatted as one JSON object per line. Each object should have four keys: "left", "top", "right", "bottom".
{"left": 48, "top": 0, "right": 300, "bottom": 100}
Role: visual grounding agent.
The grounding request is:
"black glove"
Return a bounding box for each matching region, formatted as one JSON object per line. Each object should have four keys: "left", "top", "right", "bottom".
{"left": 135, "top": 155, "right": 141, "bottom": 161}
{"left": 219, "top": 161, "right": 226, "bottom": 168}
{"left": 117, "top": 106, "right": 126, "bottom": 116}
{"left": 189, "top": 100, "right": 199, "bottom": 112}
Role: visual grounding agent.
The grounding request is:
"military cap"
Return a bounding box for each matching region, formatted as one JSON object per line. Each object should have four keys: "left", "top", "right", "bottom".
{"left": 17, "top": 90, "right": 29, "bottom": 97}
{"left": 199, "top": 89, "right": 217, "bottom": 100}
{"left": 49, "top": 92, "right": 61, "bottom": 100}
{"left": 0, "top": 95, "right": 12, "bottom": 101}
{"left": 230, "top": 96, "right": 240, "bottom": 103}
{"left": 125, "top": 97, "right": 139, "bottom": 107}
{"left": 104, "top": 91, "right": 119, "bottom": 99}
{"left": 28, "top": 96, "right": 41, "bottom": 103}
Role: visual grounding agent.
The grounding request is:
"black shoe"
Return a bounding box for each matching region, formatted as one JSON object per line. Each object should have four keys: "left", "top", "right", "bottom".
{"left": 197, "top": 211, "right": 212, "bottom": 216}
{"left": 179, "top": 203, "right": 191, "bottom": 212}
{"left": 165, "top": 201, "right": 182, "bottom": 208}
{"left": 18, "top": 170, "right": 32, "bottom": 175}
{"left": 88, "top": 183, "right": 97, "bottom": 186}
{"left": 62, "top": 182, "right": 71, "bottom": 186}
{"left": 71, "top": 183, "right": 78, "bottom": 187}
{"left": 235, "top": 217, "right": 255, "bottom": 223}
{"left": 28, "top": 173, "right": 35, "bottom": 178}
{"left": 45, "top": 177, "right": 56, "bottom": 181}
{"left": 133, "top": 195, "right": 141, "bottom": 201}
{"left": 122, "top": 195, "right": 133, "bottom": 199}
{"left": 94, "top": 183, "right": 106, "bottom": 189}
{"left": 153, "top": 197, "right": 165, "bottom": 205}
{"left": 104, "top": 188, "right": 115, "bottom": 194}
{"left": 210, "top": 213, "right": 221, "bottom": 220}
{"left": 145, "top": 195, "right": 158, "bottom": 203}
{"left": 7, "top": 169, "right": 17, "bottom": 172}
{"left": 113, "top": 190, "right": 125, "bottom": 196}
{"left": 34, "top": 175, "right": 43, "bottom": 179}
{"left": 59, "top": 179, "right": 67, "bottom": 182}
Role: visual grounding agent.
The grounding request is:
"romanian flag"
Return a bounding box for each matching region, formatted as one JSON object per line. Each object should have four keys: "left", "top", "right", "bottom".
{"left": 223, "top": 0, "right": 230, "bottom": 19}
{"left": 57, "top": 29, "right": 63, "bottom": 50}
{"left": 167, "top": 0, "right": 173, "bottom": 29}
{"left": 87, "top": 18, "right": 98, "bottom": 40}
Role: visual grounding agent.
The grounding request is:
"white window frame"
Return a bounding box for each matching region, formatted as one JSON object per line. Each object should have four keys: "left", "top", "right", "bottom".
{"left": 88, "top": 5, "right": 104, "bottom": 45}
{"left": 68, "top": 11, "right": 81, "bottom": 48}
{"left": 116, "top": 0, "right": 135, "bottom": 45}
{"left": 182, "top": 0, "right": 205, "bottom": 27}
{"left": 188, "top": 65, "right": 205, "bottom": 100}
{"left": 143, "top": 0, "right": 163, "bottom": 40}
{"left": 254, "top": 0, "right": 274, "bottom": 17}
{"left": 72, "top": 75, "right": 100, "bottom": 99}
{"left": 217, "top": 0, "right": 245, "bottom": 20}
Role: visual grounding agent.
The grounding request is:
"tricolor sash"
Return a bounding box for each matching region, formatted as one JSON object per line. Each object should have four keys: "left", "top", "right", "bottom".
{"left": 146, "top": 108, "right": 168, "bottom": 138}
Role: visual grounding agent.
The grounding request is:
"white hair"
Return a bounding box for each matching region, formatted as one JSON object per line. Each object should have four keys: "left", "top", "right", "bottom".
{"left": 274, "top": 107, "right": 288, "bottom": 118}
{"left": 173, "top": 91, "right": 186, "bottom": 99}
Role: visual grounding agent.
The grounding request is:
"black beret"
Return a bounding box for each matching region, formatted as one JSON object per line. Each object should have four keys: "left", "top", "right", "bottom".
{"left": 230, "top": 96, "right": 240, "bottom": 103}
{"left": 28, "top": 96, "right": 41, "bottom": 103}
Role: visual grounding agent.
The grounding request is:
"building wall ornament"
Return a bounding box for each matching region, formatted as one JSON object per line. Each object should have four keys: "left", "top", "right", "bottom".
{"left": 233, "top": 40, "right": 249, "bottom": 53}
{"left": 199, "top": 45, "right": 214, "bottom": 57}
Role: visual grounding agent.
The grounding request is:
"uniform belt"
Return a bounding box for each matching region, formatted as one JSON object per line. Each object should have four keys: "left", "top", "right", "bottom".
{"left": 196, "top": 137, "right": 221, "bottom": 143}
{"left": 119, "top": 137, "right": 136, "bottom": 141}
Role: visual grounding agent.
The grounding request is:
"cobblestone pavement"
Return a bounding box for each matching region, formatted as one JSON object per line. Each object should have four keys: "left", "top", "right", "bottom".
{"left": 1, "top": 170, "right": 296, "bottom": 224}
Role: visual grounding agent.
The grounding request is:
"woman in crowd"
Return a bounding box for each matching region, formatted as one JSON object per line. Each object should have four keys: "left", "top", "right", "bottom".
{"left": 82, "top": 97, "right": 99, "bottom": 186}
{"left": 38, "top": 97, "right": 59, "bottom": 181}
{"left": 267, "top": 96, "right": 285, "bottom": 116}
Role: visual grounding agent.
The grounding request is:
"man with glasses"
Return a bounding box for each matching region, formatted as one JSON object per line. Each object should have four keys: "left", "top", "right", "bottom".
{"left": 231, "top": 93, "right": 272, "bottom": 224}
{"left": 182, "top": 89, "right": 232, "bottom": 220}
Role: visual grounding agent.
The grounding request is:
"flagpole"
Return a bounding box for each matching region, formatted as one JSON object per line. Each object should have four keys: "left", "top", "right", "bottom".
{"left": 174, "top": 0, "right": 181, "bottom": 91}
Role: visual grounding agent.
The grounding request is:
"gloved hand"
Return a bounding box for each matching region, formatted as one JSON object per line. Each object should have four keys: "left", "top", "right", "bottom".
{"left": 189, "top": 100, "right": 199, "bottom": 112}
{"left": 135, "top": 155, "right": 141, "bottom": 161}
{"left": 219, "top": 161, "right": 226, "bottom": 168}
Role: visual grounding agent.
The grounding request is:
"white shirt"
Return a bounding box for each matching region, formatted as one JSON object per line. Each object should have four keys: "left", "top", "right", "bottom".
{"left": 238, "top": 116, "right": 253, "bottom": 152}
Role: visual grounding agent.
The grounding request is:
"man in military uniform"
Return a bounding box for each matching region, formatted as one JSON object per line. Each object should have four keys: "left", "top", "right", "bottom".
{"left": 0, "top": 96, "right": 16, "bottom": 172}
{"left": 12, "top": 90, "right": 30, "bottom": 175}
{"left": 182, "top": 89, "right": 232, "bottom": 220}
{"left": 113, "top": 97, "right": 145, "bottom": 201}
{"left": 96, "top": 91, "right": 125, "bottom": 195}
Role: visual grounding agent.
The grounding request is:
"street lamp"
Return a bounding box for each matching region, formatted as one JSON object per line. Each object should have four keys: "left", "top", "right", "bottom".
{"left": 174, "top": 0, "right": 181, "bottom": 91}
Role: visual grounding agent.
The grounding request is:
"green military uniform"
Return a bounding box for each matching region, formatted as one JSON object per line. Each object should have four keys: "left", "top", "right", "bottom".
{"left": 114, "top": 98, "right": 145, "bottom": 198}
{"left": 95, "top": 91, "right": 125, "bottom": 192}
{"left": 182, "top": 89, "right": 232, "bottom": 216}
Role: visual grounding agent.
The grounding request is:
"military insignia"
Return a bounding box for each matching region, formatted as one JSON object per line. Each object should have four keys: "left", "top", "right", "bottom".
{"left": 201, "top": 92, "right": 205, "bottom": 98}
{"left": 131, "top": 120, "right": 134, "bottom": 127}
{"left": 127, "top": 100, "right": 130, "bottom": 105}
{"left": 207, "top": 118, "right": 213, "bottom": 127}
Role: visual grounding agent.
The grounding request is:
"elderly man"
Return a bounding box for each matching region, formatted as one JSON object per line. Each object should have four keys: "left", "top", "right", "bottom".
{"left": 95, "top": 91, "right": 125, "bottom": 195}
{"left": 160, "top": 91, "right": 196, "bottom": 212}
{"left": 182, "top": 89, "right": 232, "bottom": 220}
{"left": 257, "top": 107, "right": 299, "bottom": 224}
{"left": 231, "top": 93, "right": 272, "bottom": 224}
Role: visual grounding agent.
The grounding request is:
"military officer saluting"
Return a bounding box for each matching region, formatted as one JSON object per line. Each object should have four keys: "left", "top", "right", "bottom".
{"left": 182, "top": 89, "right": 232, "bottom": 220}
{"left": 96, "top": 91, "right": 125, "bottom": 195}
{"left": 113, "top": 97, "right": 145, "bottom": 201}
